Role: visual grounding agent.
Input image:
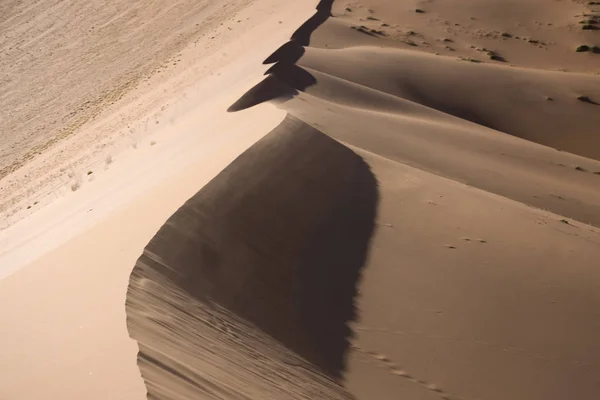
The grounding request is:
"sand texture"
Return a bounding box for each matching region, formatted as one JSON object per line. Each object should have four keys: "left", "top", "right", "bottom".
{"left": 1, "top": 0, "right": 600, "bottom": 399}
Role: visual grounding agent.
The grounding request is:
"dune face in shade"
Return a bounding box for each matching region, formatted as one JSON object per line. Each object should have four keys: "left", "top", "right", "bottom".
{"left": 126, "top": 116, "right": 378, "bottom": 399}
{"left": 227, "top": 0, "right": 333, "bottom": 112}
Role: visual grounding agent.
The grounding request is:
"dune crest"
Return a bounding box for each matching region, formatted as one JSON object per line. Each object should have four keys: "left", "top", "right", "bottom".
{"left": 127, "top": 0, "right": 600, "bottom": 399}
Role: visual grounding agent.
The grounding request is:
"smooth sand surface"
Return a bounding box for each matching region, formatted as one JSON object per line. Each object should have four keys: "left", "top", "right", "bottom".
{"left": 2, "top": 0, "right": 600, "bottom": 399}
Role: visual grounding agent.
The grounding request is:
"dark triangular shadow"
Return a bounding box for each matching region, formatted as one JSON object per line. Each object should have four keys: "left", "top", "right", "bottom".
{"left": 227, "top": 75, "right": 296, "bottom": 113}
{"left": 265, "top": 63, "right": 317, "bottom": 88}
{"left": 229, "top": 0, "right": 334, "bottom": 113}
{"left": 227, "top": 64, "right": 316, "bottom": 113}
{"left": 229, "top": 64, "right": 316, "bottom": 113}
{"left": 263, "top": 41, "right": 305, "bottom": 65}
{"left": 291, "top": 0, "right": 333, "bottom": 46}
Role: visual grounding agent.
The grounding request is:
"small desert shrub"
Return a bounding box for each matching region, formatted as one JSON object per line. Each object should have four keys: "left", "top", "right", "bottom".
{"left": 576, "top": 95, "right": 596, "bottom": 104}
{"left": 487, "top": 50, "right": 505, "bottom": 61}
{"left": 459, "top": 57, "right": 482, "bottom": 63}
{"left": 576, "top": 44, "right": 591, "bottom": 52}
{"left": 71, "top": 180, "right": 81, "bottom": 192}
{"left": 582, "top": 24, "right": 599, "bottom": 30}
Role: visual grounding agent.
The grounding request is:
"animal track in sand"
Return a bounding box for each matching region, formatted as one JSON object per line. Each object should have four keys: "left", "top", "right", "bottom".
{"left": 351, "top": 343, "right": 459, "bottom": 400}
{"left": 461, "top": 237, "right": 487, "bottom": 243}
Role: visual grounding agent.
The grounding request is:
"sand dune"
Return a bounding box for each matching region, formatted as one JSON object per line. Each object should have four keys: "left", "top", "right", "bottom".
{"left": 296, "top": 47, "right": 600, "bottom": 160}
{"left": 1, "top": 0, "right": 600, "bottom": 399}
{"left": 345, "top": 146, "right": 600, "bottom": 400}
{"left": 127, "top": 116, "right": 367, "bottom": 398}
{"left": 127, "top": 115, "right": 600, "bottom": 399}
{"left": 312, "top": 0, "right": 600, "bottom": 72}
{"left": 126, "top": 0, "right": 600, "bottom": 399}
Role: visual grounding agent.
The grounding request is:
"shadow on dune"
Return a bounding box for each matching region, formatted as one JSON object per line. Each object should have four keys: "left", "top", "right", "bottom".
{"left": 126, "top": 116, "right": 378, "bottom": 398}
{"left": 228, "top": 0, "right": 333, "bottom": 112}
{"left": 227, "top": 64, "right": 316, "bottom": 112}
{"left": 291, "top": 0, "right": 333, "bottom": 46}
{"left": 400, "top": 81, "right": 501, "bottom": 133}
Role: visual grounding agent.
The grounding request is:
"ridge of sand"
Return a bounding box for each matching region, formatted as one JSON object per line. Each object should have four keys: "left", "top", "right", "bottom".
{"left": 1, "top": 0, "right": 600, "bottom": 399}
{"left": 124, "top": 0, "right": 600, "bottom": 399}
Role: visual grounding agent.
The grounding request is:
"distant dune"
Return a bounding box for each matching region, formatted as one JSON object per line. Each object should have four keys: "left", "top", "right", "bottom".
{"left": 126, "top": 0, "right": 600, "bottom": 399}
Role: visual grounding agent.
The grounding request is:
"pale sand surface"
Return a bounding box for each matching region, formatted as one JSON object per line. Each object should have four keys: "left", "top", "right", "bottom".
{"left": 0, "top": 0, "right": 314, "bottom": 399}
{"left": 0, "top": 106, "right": 281, "bottom": 398}
{"left": 2, "top": 0, "right": 600, "bottom": 399}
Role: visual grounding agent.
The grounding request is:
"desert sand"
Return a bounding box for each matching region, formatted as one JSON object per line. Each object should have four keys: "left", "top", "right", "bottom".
{"left": 2, "top": 0, "right": 600, "bottom": 399}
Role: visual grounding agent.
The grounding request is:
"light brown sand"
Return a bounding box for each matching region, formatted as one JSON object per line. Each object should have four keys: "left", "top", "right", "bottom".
{"left": 0, "top": 0, "right": 248, "bottom": 180}
{"left": 2, "top": 0, "right": 600, "bottom": 399}
{"left": 0, "top": 0, "right": 315, "bottom": 399}
{"left": 128, "top": 0, "right": 600, "bottom": 398}
{"left": 0, "top": 109, "right": 284, "bottom": 399}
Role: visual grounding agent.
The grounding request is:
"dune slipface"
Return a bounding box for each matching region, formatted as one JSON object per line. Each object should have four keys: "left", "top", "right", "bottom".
{"left": 126, "top": 116, "right": 378, "bottom": 399}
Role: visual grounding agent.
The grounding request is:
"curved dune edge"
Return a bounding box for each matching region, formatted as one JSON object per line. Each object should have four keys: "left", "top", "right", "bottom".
{"left": 126, "top": 115, "right": 374, "bottom": 398}
{"left": 227, "top": 4, "right": 600, "bottom": 227}
{"left": 126, "top": 1, "right": 600, "bottom": 399}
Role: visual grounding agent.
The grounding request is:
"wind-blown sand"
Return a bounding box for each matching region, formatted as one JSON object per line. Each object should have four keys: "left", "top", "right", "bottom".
{"left": 2, "top": 0, "right": 600, "bottom": 399}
